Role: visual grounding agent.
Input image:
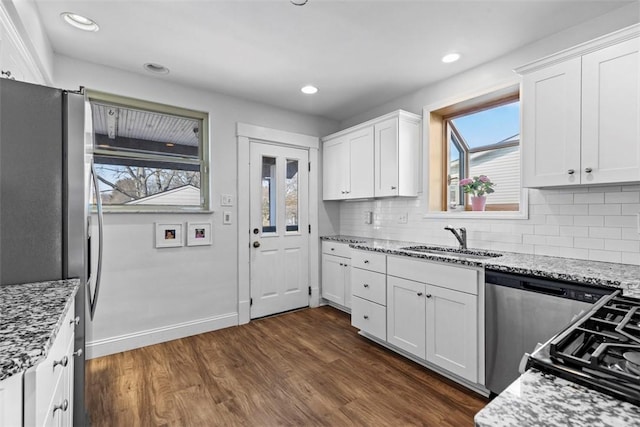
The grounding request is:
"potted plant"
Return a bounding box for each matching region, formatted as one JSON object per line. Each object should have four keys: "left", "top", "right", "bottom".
{"left": 459, "top": 175, "right": 495, "bottom": 211}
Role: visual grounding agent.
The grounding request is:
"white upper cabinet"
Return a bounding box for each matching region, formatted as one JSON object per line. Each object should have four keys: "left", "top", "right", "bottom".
{"left": 374, "top": 113, "right": 421, "bottom": 197}
{"left": 518, "top": 24, "right": 640, "bottom": 187}
{"left": 322, "top": 110, "right": 421, "bottom": 200}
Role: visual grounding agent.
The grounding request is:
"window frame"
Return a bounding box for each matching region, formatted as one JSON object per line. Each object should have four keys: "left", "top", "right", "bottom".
{"left": 87, "top": 90, "right": 211, "bottom": 213}
{"left": 422, "top": 83, "right": 528, "bottom": 220}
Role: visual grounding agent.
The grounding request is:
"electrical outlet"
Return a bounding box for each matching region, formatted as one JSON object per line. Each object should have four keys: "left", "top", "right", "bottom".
{"left": 364, "top": 211, "right": 373, "bottom": 224}
{"left": 223, "top": 211, "right": 232, "bottom": 225}
{"left": 221, "top": 194, "right": 234, "bottom": 206}
{"left": 398, "top": 213, "right": 408, "bottom": 224}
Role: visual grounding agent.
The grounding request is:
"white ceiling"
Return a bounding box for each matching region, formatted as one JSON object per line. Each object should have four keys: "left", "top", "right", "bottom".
{"left": 34, "top": 0, "right": 632, "bottom": 121}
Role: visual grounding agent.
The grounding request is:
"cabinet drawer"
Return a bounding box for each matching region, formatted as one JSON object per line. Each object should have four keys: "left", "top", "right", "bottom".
{"left": 321, "top": 241, "right": 351, "bottom": 258}
{"left": 351, "top": 250, "right": 386, "bottom": 273}
{"left": 25, "top": 306, "right": 75, "bottom": 427}
{"left": 351, "top": 268, "right": 386, "bottom": 305}
{"left": 351, "top": 296, "right": 386, "bottom": 341}
{"left": 387, "top": 256, "right": 478, "bottom": 295}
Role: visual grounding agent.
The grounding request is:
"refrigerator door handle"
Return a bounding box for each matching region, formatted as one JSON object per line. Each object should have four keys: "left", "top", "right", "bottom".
{"left": 89, "top": 163, "right": 104, "bottom": 320}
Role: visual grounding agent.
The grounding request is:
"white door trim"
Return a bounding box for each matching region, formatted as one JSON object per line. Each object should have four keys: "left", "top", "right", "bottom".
{"left": 237, "top": 123, "right": 320, "bottom": 324}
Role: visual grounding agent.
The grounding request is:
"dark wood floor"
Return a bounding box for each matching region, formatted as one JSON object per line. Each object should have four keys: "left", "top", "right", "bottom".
{"left": 86, "top": 306, "right": 487, "bottom": 426}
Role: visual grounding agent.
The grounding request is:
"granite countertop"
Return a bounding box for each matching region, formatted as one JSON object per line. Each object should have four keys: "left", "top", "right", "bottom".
{"left": 0, "top": 279, "right": 80, "bottom": 381}
{"left": 321, "top": 235, "right": 640, "bottom": 293}
{"left": 474, "top": 369, "right": 640, "bottom": 427}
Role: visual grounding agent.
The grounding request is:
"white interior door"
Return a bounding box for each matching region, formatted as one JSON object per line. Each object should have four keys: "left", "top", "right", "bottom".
{"left": 250, "top": 142, "right": 309, "bottom": 319}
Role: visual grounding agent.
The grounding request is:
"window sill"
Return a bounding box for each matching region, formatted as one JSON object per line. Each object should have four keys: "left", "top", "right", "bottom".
{"left": 423, "top": 210, "right": 528, "bottom": 220}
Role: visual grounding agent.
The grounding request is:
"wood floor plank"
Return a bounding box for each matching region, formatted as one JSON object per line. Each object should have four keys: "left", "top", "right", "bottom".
{"left": 86, "top": 306, "right": 487, "bottom": 426}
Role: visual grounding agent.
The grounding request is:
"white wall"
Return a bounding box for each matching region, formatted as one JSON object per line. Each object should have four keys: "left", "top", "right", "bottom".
{"left": 335, "top": 4, "right": 640, "bottom": 266}
{"left": 53, "top": 55, "right": 339, "bottom": 357}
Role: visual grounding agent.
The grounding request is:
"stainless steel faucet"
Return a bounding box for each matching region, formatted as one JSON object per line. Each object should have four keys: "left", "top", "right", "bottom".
{"left": 444, "top": 225, "right": 467, "bottom": 250}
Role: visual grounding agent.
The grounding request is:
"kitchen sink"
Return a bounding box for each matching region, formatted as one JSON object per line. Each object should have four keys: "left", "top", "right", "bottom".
{"left": 399, "top": 245, "right": 503, "bottom": 260}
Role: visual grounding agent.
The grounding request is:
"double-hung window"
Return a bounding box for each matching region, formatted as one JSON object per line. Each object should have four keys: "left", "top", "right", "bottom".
{"left": 88, "top": 91, "right": 209, "bottom": 211}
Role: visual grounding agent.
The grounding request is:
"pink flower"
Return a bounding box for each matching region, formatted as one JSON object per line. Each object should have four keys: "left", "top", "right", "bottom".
{"left": 479, "top": 175, "right": 490, "bottom": 183}
{"left": 459, "top": 178, "right": 473, "bottom": 186}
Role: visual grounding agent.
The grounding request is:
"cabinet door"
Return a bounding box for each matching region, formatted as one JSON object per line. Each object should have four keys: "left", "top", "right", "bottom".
{"left": 521, "top": 58, "right": 582, "bottom": 187}
{"left": 387, "top": 276, "right": 426, "bottom": 359}
{"left": 374, "top": 118, "right": 399, "bottom": 197}
{"left": 346, "top": 127, "right": 374, "bottom": 199}
{"left": 0, "top": 373, "right": 22, "bottom": 427}
{"left": 426, "top": 284, "right": 478, "bottom": 382}
{"left": 343, "top": 259, "right": 352, "bottom": 309}
{"left": 321, "top": 254, "right": 346, "bottom": 305}
{"left": 581, "top": 37, "right": 640, "bottom": 184}
{"left": 322, "top": 136, "right": 349, "bottom": 200}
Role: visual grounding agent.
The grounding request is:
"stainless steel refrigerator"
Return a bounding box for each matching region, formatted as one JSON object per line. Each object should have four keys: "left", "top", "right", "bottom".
{"left": 0, "top": 78, "right": 103, "bottom": 426}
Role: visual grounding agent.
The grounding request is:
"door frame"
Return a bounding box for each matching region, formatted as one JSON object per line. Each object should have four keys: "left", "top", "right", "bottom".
{"left": 236, "top": 123, "right": 320, "bottom": 324}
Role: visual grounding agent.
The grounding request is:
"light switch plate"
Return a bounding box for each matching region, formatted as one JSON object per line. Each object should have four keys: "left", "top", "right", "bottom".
{"left": 221, "top": 194, "right": 234, "bottom": 206}
{"left": 223, "top": 211, "right": 232, "bottom": 225}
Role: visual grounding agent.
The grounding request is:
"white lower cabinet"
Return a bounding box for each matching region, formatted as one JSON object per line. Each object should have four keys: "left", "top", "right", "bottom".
{"left": 352, "top": 252, "right": 483, "bottom": 389}
{"left": 321, "top": 242, "right": 352, "bottom": 309}
{"left": 387, "top": 276, "right": 426, "bottom": 359}
{"left": 425, "top": 283, "right": 478, "bottom": 382}
{"left": 24, "top": 305, "right": 76, "bottom": 427}
{"left": 0, "top": 372, "right": 23, "bottom": 426}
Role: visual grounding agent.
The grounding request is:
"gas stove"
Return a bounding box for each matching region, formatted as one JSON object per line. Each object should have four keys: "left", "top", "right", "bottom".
{"left": 527, "top": 290, "right": 640, "bottom": 405}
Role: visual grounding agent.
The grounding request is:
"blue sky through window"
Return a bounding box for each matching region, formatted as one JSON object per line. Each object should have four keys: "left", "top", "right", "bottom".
{"left": 451, "top": 101, "right": 519, "bottom": 148}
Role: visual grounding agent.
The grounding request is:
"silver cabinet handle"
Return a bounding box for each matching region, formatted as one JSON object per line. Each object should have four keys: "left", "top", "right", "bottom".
{"left": 363, "top": 315, "right": 369, "bottom": 319}
{"left": 330, "top": 247, "right": 335, "bottom": 251}
{"left": 70, "top": 316, "right": 80, "bottom": 326}
{"left": 53, "top": 356, "right": 69, "bottom": 368}
{"left": 73, "top": 349, "right": 83, "bottom": 357}
{"left": 426, "top": 294, "right": 432, "bottom": 299}
{"left": 363, "top": 260, "right": 369, "bottom": 264}
{"left": 391, "top": 186, "right": 397, "bottom": 190}
{"left": 567, "top": 169, "right": 575, "bottom": 175}
{"left": 53, "top": 399, "right": 69, "bottom": 414}
{"left": 417, "top": 292, "right": 423, "bottom": 296}
{"left": 585, "top": 167, "right": 593, "bottom": 173}
{"left": 363, "top": 284, "right": 369, "bottom": 288}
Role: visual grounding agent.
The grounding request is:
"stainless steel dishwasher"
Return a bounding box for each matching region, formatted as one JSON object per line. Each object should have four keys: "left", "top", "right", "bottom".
{"left": 485, "top": 269, "right": 612, "bottom": 395}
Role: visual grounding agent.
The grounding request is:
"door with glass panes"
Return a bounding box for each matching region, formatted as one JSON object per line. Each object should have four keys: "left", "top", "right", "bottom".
{"left": 249, "top": 142, "right": 309, "bottom": 318}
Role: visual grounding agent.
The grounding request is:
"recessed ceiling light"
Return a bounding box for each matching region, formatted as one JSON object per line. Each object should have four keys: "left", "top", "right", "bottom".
{"left": 144, "top": 63, "right": 170, "bottom": 74}
{"left": 301, "top": 85, "right": 318, "bottom": 95}
{"left": 442, "top": 53, "right": 461, "bottom": 63}
{"left": 60, "top": 12, "right": 99, "bottom": 32}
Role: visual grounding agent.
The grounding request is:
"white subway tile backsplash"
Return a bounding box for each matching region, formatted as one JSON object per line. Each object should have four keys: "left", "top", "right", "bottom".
{"left": 605, "top": 216, "right": 637, "bottom": 228}
{"left": 604, "top": 239, "right": 640, "bottom": 252}
{"left": 336, "top": 185, "right": 640, "bottom": 266}
{"left": 572, "top": 237, "right": 605, "bottom": 250}
{"left": 559, "top": 226, "right": 589, "bottom": 237}
{"left": 574, "top": 193, "right": 604, "bottom": 204}
{"left": 589, "top": 250, "right": 622, "bottom": 263}
{"left": 589, "top": 204, "right": 621, "bottom": 215}
{"left": 589, "top": 227, "right": 622, "bottom": 239}
{"left": 574, "top": 216, "right": 604, "bottom": 227}
{"left": 534, "top": 225, "right": 560, "bottom": 236}
{"left": 605, "top": 192, "right": 640, "bottom": 204}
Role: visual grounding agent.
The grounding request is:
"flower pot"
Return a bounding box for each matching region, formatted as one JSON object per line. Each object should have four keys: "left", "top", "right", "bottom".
{"left": 471, "top": 196, "right": 486, "bottom": 211}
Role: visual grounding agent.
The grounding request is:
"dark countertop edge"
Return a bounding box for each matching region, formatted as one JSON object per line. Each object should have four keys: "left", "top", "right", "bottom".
{"left": 320, "top": 235, "right": 640, "bottom": 290}
{"left": 0, "top": 279, "right": 80, "bottom": 382}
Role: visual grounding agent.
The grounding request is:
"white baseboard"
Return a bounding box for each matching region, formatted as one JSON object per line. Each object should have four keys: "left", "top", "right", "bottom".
{"left": 86, "top": 312, "right": 238, "bottom": 359}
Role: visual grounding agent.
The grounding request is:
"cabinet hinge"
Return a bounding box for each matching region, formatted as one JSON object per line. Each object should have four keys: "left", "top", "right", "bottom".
{"left": 308, "top": 286, "right": 312, "bottom": 296}
{"left": 250, "top": 298, "right": 253, "bottom": 306}
{"left": 308, "top": 162, "right": 311, "bottom": 172}
{"left": 308, "top": 224, "right": 311, "bottom": 234}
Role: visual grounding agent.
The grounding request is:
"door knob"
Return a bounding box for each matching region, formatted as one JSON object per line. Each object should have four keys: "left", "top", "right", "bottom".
{"left": 253, "top": 241, "right": 261, "bottom": 248}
